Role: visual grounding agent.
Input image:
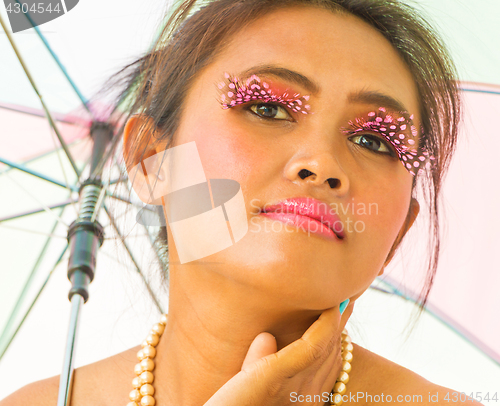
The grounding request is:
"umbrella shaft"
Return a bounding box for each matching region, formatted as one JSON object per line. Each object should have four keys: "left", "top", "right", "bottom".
{"left": 57, "top": 294, "right": 84, "bottom": 406}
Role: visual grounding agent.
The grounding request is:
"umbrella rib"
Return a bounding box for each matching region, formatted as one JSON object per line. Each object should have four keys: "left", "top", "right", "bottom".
{"left": 0, "top": 244, "right": 69, "bottom": 361}
{"left": 103, "top": 203, "right": 164, "bottom": 314}
{"left": 0, "top": 198, "right": 75, "bottom": 222}
{"left": 0, "top": 13, "right": 81, "bottom": 178}
{"left": 0, "top": 137, "right": 89, "bottom": 178}
{"left": 380, "top": 274, "right": 500, "bottom": 366}
{"left": 106, "top": 191, "right": 147, "bottom": 209}
{"left": 47, "top": 123, "right": 79, "bottom": 216}
{"left": 10, "top": 0, "right": 95, "bottom": 119}
{"left": 0, "top": 103, "right": 83, "bottom": 125}
{"left": 109, "top": 151, "right": 168, "bottom": 282}
{"left": 5, "top": 172, "right": 70, "bottom": 228}
{"left": 462, "top": 87, "right": 500, "bottom": 96}
{"left": 0, "top": 223, "right": 67, "bottom": 238}
{"left": 0, "top": 155, "right": 77, "bottom": 191}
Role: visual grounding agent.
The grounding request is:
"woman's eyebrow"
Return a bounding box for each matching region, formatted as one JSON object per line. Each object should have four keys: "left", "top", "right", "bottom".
{"left": 347, "top": 89, "right": 410, "bottom": 118}
{"left": 233, "top": 65, "right": 413, "bottom": 120}
{"left": 235, "top": 64, "right": 320, "bottom": 95}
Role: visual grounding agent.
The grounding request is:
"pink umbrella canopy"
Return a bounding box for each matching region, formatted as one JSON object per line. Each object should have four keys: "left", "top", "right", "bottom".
{"left": 382, "top": 82, "right": 500, "bottom": 364}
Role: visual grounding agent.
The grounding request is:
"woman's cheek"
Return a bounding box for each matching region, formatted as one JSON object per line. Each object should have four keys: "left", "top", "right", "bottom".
{"left": 188, "top": 122, "right": 273, "bottom": 189}
{"left": 375, "top": 196, "right": 410, "bottom": 253}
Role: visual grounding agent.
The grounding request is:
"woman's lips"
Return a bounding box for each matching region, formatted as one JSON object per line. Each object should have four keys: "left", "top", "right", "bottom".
{"left": 258, "top": 197, "right": 345, "bottom": 241}
{"left": 259, "top": 211, "right": 341, "bottom": 241}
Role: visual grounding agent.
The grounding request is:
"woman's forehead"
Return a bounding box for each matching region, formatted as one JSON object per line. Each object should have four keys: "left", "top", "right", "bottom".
{"left": 196, "top": 5, "right": 421, "bottom": 126}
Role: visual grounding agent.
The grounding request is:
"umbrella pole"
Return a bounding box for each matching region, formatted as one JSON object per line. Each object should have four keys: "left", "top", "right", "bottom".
{"left": 57, "top": 122, "right": 113, "bottom": 406}
{"left": 57, "top": 295, "right": 83, "bottom": 406}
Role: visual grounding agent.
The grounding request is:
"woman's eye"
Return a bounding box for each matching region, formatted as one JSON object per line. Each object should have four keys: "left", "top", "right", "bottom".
{"left": 248, "top": 103, "right": 292, "bottom": 121}
{"left": 349, "top": 134, "right": 395, "bottom": 156}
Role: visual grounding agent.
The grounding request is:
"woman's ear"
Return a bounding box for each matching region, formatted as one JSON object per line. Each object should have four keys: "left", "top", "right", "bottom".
{"left": 123, "top": 114, "right": 159, "bottom": 170}
{"left": 123, "top": 114, "right": 166, "bottom": 204}
{"left": 379, "top": 197, "right": 420, "bottom": 274}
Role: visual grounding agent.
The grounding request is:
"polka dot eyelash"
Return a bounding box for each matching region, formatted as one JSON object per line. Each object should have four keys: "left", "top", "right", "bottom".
{"left": 344, "top": 107, "right": 436, "bottom": 176}
{"left": 216, "top": 72, "right": 313, "bottom": 115}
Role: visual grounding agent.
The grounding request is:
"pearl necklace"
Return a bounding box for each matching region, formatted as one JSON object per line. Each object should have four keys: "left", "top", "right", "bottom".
{"left": 126, "top": 314, "right": 353, "bottom": 406}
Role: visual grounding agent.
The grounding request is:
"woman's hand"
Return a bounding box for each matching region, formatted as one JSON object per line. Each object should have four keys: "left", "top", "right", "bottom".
{"left": 203, "top": 300, "right": 354, "bottom": 406}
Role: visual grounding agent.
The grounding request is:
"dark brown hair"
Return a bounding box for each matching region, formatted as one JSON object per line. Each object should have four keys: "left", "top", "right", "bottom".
{"left": 101, "top": 0, "right": 461, "bottom": 331}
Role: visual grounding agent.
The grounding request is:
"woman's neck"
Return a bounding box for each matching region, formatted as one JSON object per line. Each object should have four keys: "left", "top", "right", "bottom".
{"left": 151, "top": 267, "right": 323, "bottom": 405}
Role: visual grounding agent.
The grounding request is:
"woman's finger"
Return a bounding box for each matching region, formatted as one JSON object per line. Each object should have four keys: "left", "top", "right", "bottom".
{"left": 241, "top": 332, "right": 277, "bottom": 371}
{"left": 272, "top": 305, "right": 343, "bottom": 376}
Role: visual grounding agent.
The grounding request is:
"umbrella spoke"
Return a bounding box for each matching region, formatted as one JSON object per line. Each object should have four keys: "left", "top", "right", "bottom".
{"left": 103, "top": 203, "right": 164, "bottom": 314}
{"left": 0, "top": 244, "right": 68, "bottom": 361}
{"left": 11, "top": 0, "right": 95, "bottom": 119}
{"left": 106, "top": 191, "right": 146, "bottom": 210}
{"left": 0, "top": 13, "right": 81, "bottom": 178}
{"left": 108, "top": 153, "right": 168, "bottom": 277}
{"left": 5, "top": 173, "right": 70, "bottom": 228}
{"left": 47, "top": 124, "right": 79, "bottom": 216}
{"left": 0, "top": 156, "right": 77, "bottom": 191}
{"left": 0, "top": 198, "right": 75, "bottom": 222}
{"left": 0, "top": 223, "right": 67, "bottom": 238}
{"left": 0, "top": 103, "right": 83, "bottom": 125}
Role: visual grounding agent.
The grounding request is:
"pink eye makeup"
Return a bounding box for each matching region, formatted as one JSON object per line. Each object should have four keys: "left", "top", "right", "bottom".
{"left": 342, "top": 106, "right": 435, "bottom": 176}
{"left": 216, "top": 72, "right": 313, "bottom": 115}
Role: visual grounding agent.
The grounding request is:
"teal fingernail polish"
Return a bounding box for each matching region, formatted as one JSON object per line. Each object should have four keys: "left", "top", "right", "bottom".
{"left": 339, "top": 298, "right": 350, "bottom": 315}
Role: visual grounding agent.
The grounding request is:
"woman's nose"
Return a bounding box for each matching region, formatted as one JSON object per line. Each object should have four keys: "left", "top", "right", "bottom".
{"left": 284, "top": 150, "right": 350, "bottom": 196}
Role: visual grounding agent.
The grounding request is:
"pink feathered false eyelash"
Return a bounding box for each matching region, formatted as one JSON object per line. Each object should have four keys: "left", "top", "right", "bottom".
{"left": 342, "top": 107, "right": 436, "bottom": 176}
{"left": 216, "top": 72, "right": 313, "bottom": 114}
{"left": 217, "top": 76, "right": 435, "bottom": 176}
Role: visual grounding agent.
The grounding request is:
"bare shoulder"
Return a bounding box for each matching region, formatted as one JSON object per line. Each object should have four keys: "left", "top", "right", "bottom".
{"left": 0, "top": 374, "right": 59, "bottom": 406}
{"left": 0, "top": 346, "right": 140, "bottom": 406}
{"left": 343, "top": 342, "right": 484, "bottom": 406}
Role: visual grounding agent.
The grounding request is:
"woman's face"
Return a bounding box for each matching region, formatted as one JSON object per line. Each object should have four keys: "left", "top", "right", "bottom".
{"left": 156, "top": 6, "right": 421, "bottom": 310}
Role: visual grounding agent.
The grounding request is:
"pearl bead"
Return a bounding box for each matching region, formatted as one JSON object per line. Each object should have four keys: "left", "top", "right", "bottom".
{"left": 140, "top": 383, "right": 155, "bottom": 396}
{"left": 343, "top": 335, "right": 351, "bottom": 344}
{"left": 159, "top": 314, "right": 168, "bottom": 325}
{"left": 337, "top": 370, "right": 349, "bottom": 384}
{"left": 134, "top": 363, "right": 143, "bottom": 375}
{"left": 152, "top": 323, "right": 165, "bottom": 336}
{"left": 141, "top": 395, "right": 156, "bottom": 405}
{"left": 132, "top": 377, "right": 142, "bottom": 388}
{"left": 342, "top": 342, "right": 354, "bottom": 352}
{"left": 342, "top": 328, "right": 348, "bottom": 335}
{"left": 140, "top": 371, "right": 154, "bottom": 384}
{"left": 142, "top": 345, "right": 156, "bottom": 359}
{"left": 342, "top": 351, "right": 353, "bottom": 363}
{"left": 341, "top": 360, "right": 352, "bottom": 373}
{"left": 140, "top": 358, "right": 155, "bottom": 371}
{"left": 127, "top": 403, "right": 139, "bottom": 406}
{"left": 129, "top": 389, "right": 141, "bottom": 401}
{"left": 146, "top": 333, "right": 160, "bottom": 347}
{"left": 334, "top": 381, "right": 346, "bottom": 395}
{"left": 137, "top": 350, "right": 145, "bottom": 361}
{"left": 331, "top": 392, "right": 343, "bottom": 405}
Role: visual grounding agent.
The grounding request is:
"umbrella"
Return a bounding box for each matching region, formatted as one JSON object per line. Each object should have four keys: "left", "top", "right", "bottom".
{"left": 0, "top": 0, "right": 171, "bottom": 402}
{"left": 0, "top": 0, "right": 499, "bottom": 402}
